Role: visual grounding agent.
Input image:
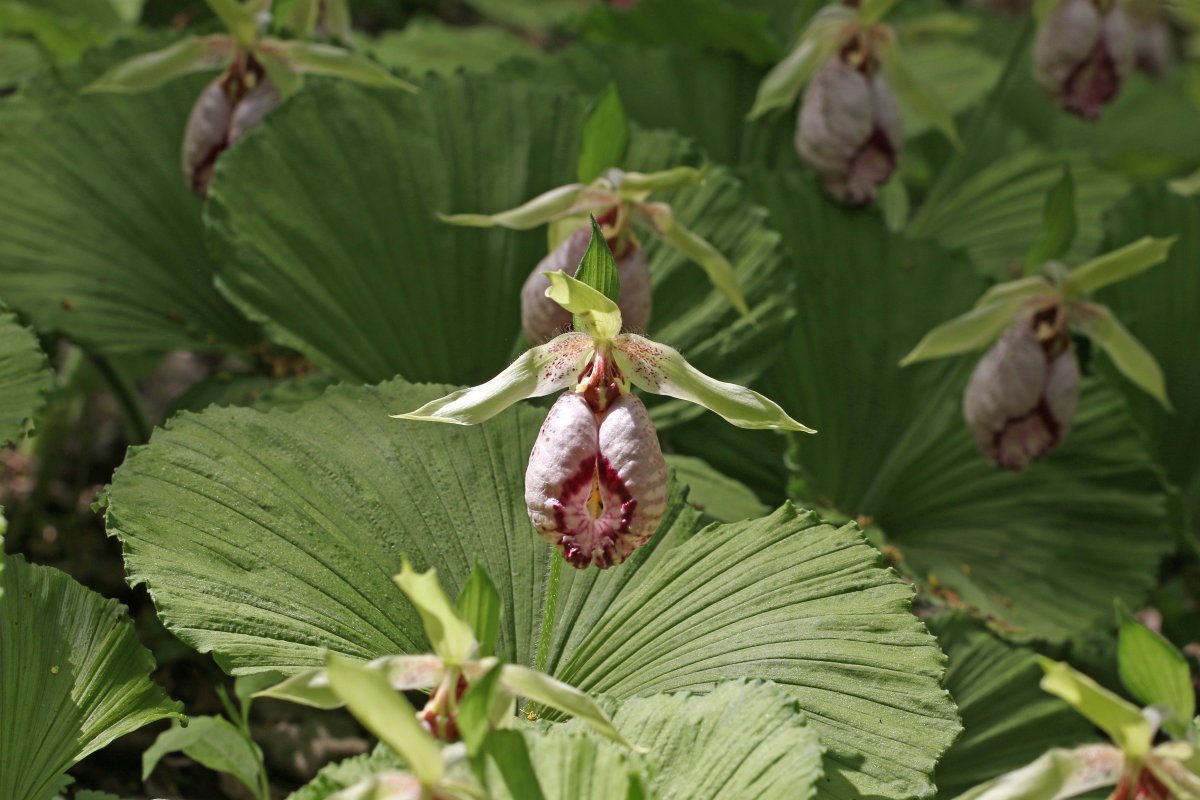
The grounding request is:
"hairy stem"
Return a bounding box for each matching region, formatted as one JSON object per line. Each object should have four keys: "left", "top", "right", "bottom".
{"left": 533, "top": 553, "right": 562, "bottom": 674}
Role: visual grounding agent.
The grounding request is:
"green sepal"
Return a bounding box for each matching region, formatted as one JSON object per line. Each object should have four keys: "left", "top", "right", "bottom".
{"left": 456, "top": 664, "right": 509, "bottom": 755}
{"left": 256, "top": 39, "right": 416, "bottom": 91}
{"left": 206, "top": 0, "right": 259, "bottom": 46}
{"left": 324, "top": 653, "right": 444, "bottom": 786}
{"left": 578, "top": 85, "right": 630, "bottom": 184}
{"left": 394, "top": 560, "right": 476, "bottom": 667}
{"left": 84, "top": 35, "right": 236, "bottom": 93}
{"left": 1075, "top": 303, "right": 1171, "bottom": 410}
{"left": 544, "top": 272, "right": 623, "bottom": 342}
{"left": 616, "top": 166, "right": 705, "bottom": 197}
{"left": 746, "top": 6, "right": 853, "bottom": 120}
{"left": 859, "top": 0, "right": 902, "bottom": 24}
{"left": 879, "top": 38, "right": 960, "bottom": 147}
{"left": 1116, "top": 599, "right": 1195, "bottom": 738}
{"left": 573, "top": 216, "right": 621, "bottom": 305}
{"left": 613, "top": 334, "right": 814, "bottom": 432}
{"left": 1062, "top": 236, "right": 1176, "bottom": 297}
{"left": 456, "top": 565, "right": 502, "bottom": 660}
{"left": 899, "top": 291, "right": 1046, "bottom": 367}
{"left": 1036, "top": 657, "right": 1153, "bottom": 759}
{"left": 1026, "top": 166, "right": 1077, "bottom": 272}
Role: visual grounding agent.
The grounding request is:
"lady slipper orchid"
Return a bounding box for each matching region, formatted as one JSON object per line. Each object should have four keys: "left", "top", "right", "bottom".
{"left": 85, "top": 0, "right": 413, "bottom": 196}
{"left": 393, "top": 226, "right": 812, "bottom": 568}
{"left": 747, "top": 2, "right": 960, "bottom": 205}
{"left": 439, "top": 165, "right": 752, "bottom": 343}
{"left": 901, "top": 236, "right": 1174, "bottom": 469}
{"left": 1033, "top": 0, "right": 1135, "bottom": 120}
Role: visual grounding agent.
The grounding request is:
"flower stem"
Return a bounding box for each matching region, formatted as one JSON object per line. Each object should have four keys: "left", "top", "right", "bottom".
{"left": 533, "top": 553, "right": 562, "bottom": 674}
{"left": 88, "top": 352, "right": 152, "bottom": 445}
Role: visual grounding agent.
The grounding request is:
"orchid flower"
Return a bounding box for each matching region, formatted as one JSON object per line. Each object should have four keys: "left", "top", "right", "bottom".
{"left": 84, "top": 0, "right": 413, "bottom": 195}
{"left": 393, "top": 221, "right": 812, "bottom": 568}
{"left": 439, "top": 164, "right": 753, "bottom": 342}
{"left": 901, "top": 235, "right": 1174, "bottom": 468}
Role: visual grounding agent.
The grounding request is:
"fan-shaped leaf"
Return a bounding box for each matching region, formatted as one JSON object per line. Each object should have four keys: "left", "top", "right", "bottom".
{"left": 1098, "top": 186, "right": 1200, "bottom": 542}
{"left": 0, "top": 303, "right": 51, "bottom": 445}
{"left": 105, "top": 377, "right": 958, "bottom": 799}
{"left": 744, "top": 168, "right": 1174, "bottom": 643}
{"left": 205, "top": 74, "right": 792, "bottom": 423}
{"left": 0, "top": 39, "right": 259, "bottom": 357}
{"left": 564, "top": 681, "right": 824, "bottom": 800}
{"left": 0, "top": 555, "right": 183, "bottom": 800}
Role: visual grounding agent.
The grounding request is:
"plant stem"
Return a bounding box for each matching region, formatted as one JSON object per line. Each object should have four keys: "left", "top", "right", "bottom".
{"left": 909, "top": 18, "right": 1035, "bottom": 235}
{"left": 88, "top": 352, "right": 152, "bottom": 445}
{"left": 533, "top": 553, "right": 562, "bottom": 674}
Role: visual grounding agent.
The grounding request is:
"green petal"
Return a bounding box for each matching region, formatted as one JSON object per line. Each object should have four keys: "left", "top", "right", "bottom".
{"left": 951, "top": 745, "right": 1123, "bottom": 800}
{"left": 613, "top": 334, "right": 813, "bottom": 432}
{"left": 544, "top": 272, "right": 622, "bottom": 342}
{"left": 257, "top": 655, "right": 446, "bottom": 710}
{"left": 1075, "top": 303, "right": 1171, "bottom": 410}
{"left": 899, "top": 296, "right": 1042, "bottom": 366}
{"left": 879, "top": 39, "right": 959, "bottom": 148}
{"left": 84, "top": 35, "right": 234, "bottom": 93}
{"left": 439, "top": 184, "right": 617, "bottom": 230}
{"left": 394, "top": 560, "right": 476, "bottom": 667}
{"left": 859, "top": 0, "right": 902, "bottom": 24}
{"left": 1062, "top": 236, "right": 1176, "bottom": 297}
{"left": 1036, "top": 657, "right": 1153, "bottom": 759}
{"left": 499, "top": 665, "right": 631, "bottom": 748}
{"left": 325, "top": 653, "right": 444, "bottom": 786}
{"left": 391, "top": 333, "right": 593, "bottom": 425}
{"left": 637, "top": 201, "right": 752, "bottom": 320}
{"left": 1116, "top": 600, "right": 1194, "bottom": 739}
{"left": 256, "top": 40, "right": 416, "bottom": 91}
{"left": 746, "top": 6, "right": 852, "bottom": 120}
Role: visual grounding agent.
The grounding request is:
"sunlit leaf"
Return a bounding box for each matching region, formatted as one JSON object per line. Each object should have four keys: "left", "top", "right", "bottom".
{"left": 105, "top": 378, "right": 958, "bottom": 799}
{"left": 577, "top": 85, "right": 629, "bottom": 183}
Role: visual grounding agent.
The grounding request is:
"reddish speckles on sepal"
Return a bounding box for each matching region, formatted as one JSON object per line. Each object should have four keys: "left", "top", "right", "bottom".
{"left": 526, "top": 393, "right": 667, "bottom": 569}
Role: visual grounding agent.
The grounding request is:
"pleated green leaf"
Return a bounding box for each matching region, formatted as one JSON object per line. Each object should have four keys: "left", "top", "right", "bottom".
{"left": 0, "top": 38, "right": 260, "bottom": 357}
{"left": 908, "top": 149, "right": 1130, "bottom": 279}
{"left": 487, "top": 728, "right": 644, "bottom": 800}
{"left": 929, "top": 614, "right": 1093, "bottom": 798}
{"left": 0, "top": 556, "right": 184, "bottom": 800}
{"left": 0, "top": 303, "right": 51, "bottom": 446}
{"left": 745, "top": 168, "right": 1174, "bottom": 643}
{"left": 563, "top": 681, "right": 824, "bottom": 800}
{"left": 104, "top": 377, "right": 959, "bottom": 800}
{"left": 205, "top": 74, "right": 792, "bottom": 423}
{"left": 1097, "top": 186, "right": 1200, "bottom": 541}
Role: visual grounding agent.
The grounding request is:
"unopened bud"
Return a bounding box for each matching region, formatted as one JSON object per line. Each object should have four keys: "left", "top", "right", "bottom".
{"left": 520, "top": 223, "right": 652, "bottom": 344}
{"left": 796, "top": 57, "right": 902, "bottom": 206}
{"left": 181, "top": 74, "right": 280, "bottom": 197}
{"left": 1033, "top": 0, "right": 1134, "bottom": 120}
{"left": 963, "top": 312, "right": 1080, "bottom": 470}
{"left": 525, "top": 392, "right": 668, "bottom": 568}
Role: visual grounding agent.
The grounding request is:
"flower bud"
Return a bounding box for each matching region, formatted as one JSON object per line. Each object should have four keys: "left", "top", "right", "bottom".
{"left": 182, "top": 74, "right": 280, "bottom": 197}
{"left": 520, "top": 224, "right": 651, "bottom": 344}
{"left": 963, "top": 312, "right": 1080, "bottom": 470}
{"left": 1033, "top": 0, "right": 1134, "bottom": 120}
{"left": 525, "top": 391, "right": 668, "bottom": 568}
{"left": 795, "top": 57, "right": 903, "bottom": 206}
